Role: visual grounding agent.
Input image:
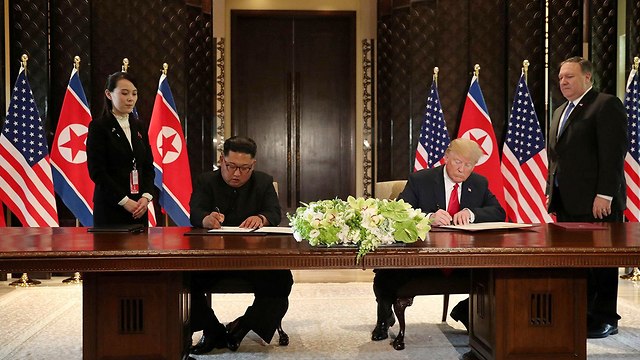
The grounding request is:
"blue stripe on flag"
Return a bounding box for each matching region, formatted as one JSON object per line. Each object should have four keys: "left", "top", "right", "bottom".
{"left": 52, "top": 167, "right": 93, "bottom": 226}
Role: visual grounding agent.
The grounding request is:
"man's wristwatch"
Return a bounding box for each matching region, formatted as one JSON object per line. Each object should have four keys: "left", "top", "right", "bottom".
{"left": 257, "top": 214, "right": 267, "bottom": 225}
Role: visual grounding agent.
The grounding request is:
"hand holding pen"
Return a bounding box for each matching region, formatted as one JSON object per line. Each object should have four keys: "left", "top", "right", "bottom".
{"left": 430, "top": 208, "right": 453, "bottom": 226}
{"left": 203, "top": 207, "right": 225, "bottom": 229}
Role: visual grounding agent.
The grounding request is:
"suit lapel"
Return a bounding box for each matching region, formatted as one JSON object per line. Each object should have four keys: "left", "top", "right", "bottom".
{"left": 459, "top": 178, "right": 473, "bottom": 209}
{"left": 109, "top": 115, "right": 134, "bottom": 156}
{"left": 556, "top": 89, "right": 596, "bottom": 141}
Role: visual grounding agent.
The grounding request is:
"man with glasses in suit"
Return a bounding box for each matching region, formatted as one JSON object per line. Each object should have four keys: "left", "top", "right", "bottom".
{"left": 189, "top": 136, "right": 292, "bottom": 354}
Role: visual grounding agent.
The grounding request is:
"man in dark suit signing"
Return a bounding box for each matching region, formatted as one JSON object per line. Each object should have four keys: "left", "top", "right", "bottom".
{"left": 547, "top": 56, "right": 628, "bottom": 339}
{"left": 371, "top": 138, "right": 505, "bottom": 341}
{"left": 189, "top": 136, "right": 292, "bottom": 354}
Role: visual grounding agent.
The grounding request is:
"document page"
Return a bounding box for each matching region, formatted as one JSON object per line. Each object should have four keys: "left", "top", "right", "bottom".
{"left": 439, "top": 222, "right": 533, "bottom": 231}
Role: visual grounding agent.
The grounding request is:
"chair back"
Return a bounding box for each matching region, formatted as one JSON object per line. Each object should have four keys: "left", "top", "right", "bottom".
{"left": 375, "top": 180, "right": 407, "bottom": 200}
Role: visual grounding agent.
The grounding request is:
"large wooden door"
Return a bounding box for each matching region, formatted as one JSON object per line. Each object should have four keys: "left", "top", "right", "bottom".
{"left": 231, "top": 11, "right": 355, "bottom": 217}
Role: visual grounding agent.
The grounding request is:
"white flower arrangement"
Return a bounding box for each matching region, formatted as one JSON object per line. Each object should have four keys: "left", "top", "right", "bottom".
{"left": 287, "top": 196, "right": 431, "bottom": 261}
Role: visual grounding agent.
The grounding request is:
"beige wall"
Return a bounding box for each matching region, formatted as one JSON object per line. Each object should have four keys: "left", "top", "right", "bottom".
{"left": 213, "top": 0, "right": 376, "bottom": 197}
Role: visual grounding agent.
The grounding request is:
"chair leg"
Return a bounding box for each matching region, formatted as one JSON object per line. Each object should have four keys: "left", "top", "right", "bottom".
{"left": 442, "top": 293, "right": 450, "bottom": 322}
{"left": 277, "top": 323, "right": 289, "bottom": 346}
{"left": 392, "top": 297, "right": 414, "bottom": 351}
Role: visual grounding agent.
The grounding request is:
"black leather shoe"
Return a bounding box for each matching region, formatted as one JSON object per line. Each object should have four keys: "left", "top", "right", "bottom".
{"left": 190, "top": 333, "right": 227, "bottom": 354}
{"left": 371, "top": 315, "right": 395, "bottom": 341}
{"left": 587, "top": 323, "right": 618, "bottom": 339}
{"left": 226, "top": 316, "right": 250, "bottom": 352}
{"left": 450, "top": 301, "right": 469, "bottom": 332}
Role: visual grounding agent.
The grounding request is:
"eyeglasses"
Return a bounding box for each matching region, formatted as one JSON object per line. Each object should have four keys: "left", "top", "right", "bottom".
{"left": 223, "top": 159, "right": 253, "bottom": 174}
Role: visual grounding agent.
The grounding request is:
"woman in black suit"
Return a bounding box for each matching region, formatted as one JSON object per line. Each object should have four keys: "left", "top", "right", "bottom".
{"left": 87, "top": 72, "right": 155, "bottom": 226}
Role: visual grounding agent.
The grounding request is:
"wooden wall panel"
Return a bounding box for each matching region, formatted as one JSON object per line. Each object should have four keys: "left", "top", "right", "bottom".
{"left": 628, "top": 0, "right": 640, "bottom": 73}
{"left": 590, "top": 0, "right": 618, "bottom": 96}
{"left": 507, "top": 0, "right": 545, "bottom": 136}
{"left": 548, "top": 0, "right": 582, "bottom": 110}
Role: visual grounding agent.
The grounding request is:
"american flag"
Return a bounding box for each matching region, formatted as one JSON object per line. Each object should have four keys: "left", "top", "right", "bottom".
{"left": 0, "top": 67, "right": 59, "bottom": 226}
{"left": 501, "top": 73, "right": 553, "bottom": 223}
{"left": 624, "top": 67, "right": 640, "bottom": 222}
{"left": 414, "top": 81, "right": 450, "bottom": 171}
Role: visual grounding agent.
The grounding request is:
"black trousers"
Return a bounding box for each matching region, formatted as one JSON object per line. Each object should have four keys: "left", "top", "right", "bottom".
{"left": 190, "top": 270, "right": 293, "bottom": 343}
{"left": 551, "top": 188, "right": 622, "bottom": 325}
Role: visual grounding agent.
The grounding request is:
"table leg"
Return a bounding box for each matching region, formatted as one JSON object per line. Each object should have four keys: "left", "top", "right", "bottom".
{"left": 82, "top": 272, "right": 191, "bottom": 360}
{"left": 469, "top": 268, "right": 587, "bottom": 360}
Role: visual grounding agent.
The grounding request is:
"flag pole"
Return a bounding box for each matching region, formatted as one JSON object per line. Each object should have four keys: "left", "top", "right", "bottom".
{"left": 162, "top": 63, "right": 170, "bottom": 227}
{"left": 61, "top": 55, "right": 84, "bottom": 284}
{"left": 473, "top": 64, "right": 480, "bottom": 79}
{"left": 621, "top": 56, "right": 640, "bottom": 281}
{"left": 9, "top": 54, "right": 41, "bottom": 287}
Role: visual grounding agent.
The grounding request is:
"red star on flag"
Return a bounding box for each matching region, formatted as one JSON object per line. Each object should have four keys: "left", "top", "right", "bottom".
{"left": 160, "top": 132, "right": 178, "bottom": 157}
{"left": 468, "top": 132, "right": 489, "bottom": 156}
{"left": 60, "top": 127, "right": 88, "bottom": 162}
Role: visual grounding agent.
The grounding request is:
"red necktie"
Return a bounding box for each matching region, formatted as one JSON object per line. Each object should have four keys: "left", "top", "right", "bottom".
{"left": 447, "top": 183, "right": 460, "bottom": 215}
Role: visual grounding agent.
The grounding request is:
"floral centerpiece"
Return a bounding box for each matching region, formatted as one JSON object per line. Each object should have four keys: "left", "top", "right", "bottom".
{"left": 287, "top": 196, "right": 431, "bottom": 261}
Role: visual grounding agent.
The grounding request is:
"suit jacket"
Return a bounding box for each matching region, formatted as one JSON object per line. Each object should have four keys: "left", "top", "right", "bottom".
{"left": 87, "top": 113, "right": 155, "bottom": 226}
{"left": 547, "top": 89, "right": 627, "bottom": 215}
{"left": 398, "top": 166, "right": 505, "bottom": 222}
{"left": 189, "top": 170, "right": 282, "bottom": 227}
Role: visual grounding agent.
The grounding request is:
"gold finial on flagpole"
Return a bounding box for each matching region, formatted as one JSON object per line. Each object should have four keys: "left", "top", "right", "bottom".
{"left": 523, "top": 60, "right": 530, "bottom": 83}
{"left": 162, "top": 63, "right": 168, "bottom": 76}
{"left": 122, "top": 58, "right": 129, "bottom": 72}
{"left": 21, "top": 54, "right": 28, "bottom": 71}
{"left": 433, "top": 67, "right": 439, "bottom": 86}
{"left": 634, "top": 56, "right": 639, "bottom": 71}
{"left": 474, "top": 64, "right": 480, "bottom": 79}
{"left": 73, "top": 56, "right": 81, "bottom": 70}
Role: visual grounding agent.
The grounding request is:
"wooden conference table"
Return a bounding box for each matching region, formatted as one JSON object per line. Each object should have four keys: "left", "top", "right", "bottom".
{"left": 1, "top": 223, "right": 639, "bottom": 360}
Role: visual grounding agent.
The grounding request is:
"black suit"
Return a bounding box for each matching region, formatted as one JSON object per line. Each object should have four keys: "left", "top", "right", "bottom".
{"left": 189, "top": 169, "right": 292, "bottom": 343}
{"left": 399, "top": 166, "right": 505, "bottom": 221}
{"left": 374, "top": 166, "right": 506, "bottom": 323}
{"left": 548, "top": 89, "right": 627, "bottom": 216}
{"left": 548, "top": 89, "right": 628, "bottom": 326}
{"left": 86, "top": 113, "right": 154, "bottom": 226}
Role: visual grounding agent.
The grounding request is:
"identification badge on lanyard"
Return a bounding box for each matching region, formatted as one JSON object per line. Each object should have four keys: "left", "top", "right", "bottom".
{"left": 130, "top": 161, "right": 139, "bottom": 194}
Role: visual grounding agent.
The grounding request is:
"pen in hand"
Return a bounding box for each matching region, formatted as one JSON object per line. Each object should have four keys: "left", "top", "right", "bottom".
{"left": 205, "top": 207, "right": 225, "bottom": 229}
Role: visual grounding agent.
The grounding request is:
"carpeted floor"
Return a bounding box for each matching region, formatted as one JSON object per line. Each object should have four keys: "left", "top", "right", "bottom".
{"left": 0, "top": 279, "right": 639, "bottom": 359}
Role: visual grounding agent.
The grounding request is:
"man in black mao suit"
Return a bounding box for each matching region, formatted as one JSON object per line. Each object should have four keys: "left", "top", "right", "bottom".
{"left": 189, "top": 136, "right": 293, "bottom": 354}
{"left": 371, "top": 138, "right": 505, "bottom": 341}
{"left": 547, "top": 56, "right": 628, "bottom": 339}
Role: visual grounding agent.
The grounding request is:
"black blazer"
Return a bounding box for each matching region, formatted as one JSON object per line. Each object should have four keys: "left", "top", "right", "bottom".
{"left": 547, "top": 89, "right": 628, "bottom": 215}
{"left": 87, "top": 113, "right": 155, "bottom": 226}
{"left": 398, "top": 166, "right": 505, "bottom": 222}
{"left": 189, "top": 170, "right": 282, "bottom": 227}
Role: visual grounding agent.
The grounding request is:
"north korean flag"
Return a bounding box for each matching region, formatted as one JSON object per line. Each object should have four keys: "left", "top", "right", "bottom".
{"left": 149, "top": 73, "right": 192, "bottom": 226}
{"left": 457, "top": 74, "right": 507, "bottom": 212}
{"left": 50, "top": 67, "right": 94, "bottom": 226}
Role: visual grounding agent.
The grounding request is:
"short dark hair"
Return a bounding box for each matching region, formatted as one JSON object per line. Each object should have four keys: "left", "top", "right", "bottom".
{"left": 560, "top": 56, "right": 593, "bottom": 75}
{"left": 223, "top": 136, "right": 257, "bottom": 158}
{"left": 102, "top": 71, "right": 138, "bottom": 118}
